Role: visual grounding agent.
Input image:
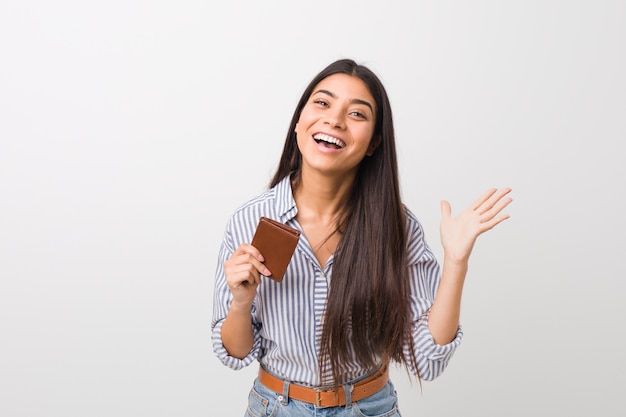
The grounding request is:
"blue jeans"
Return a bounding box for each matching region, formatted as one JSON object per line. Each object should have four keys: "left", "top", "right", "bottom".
{"left": 244, "top": 377, "right": 402, "bottom": 417}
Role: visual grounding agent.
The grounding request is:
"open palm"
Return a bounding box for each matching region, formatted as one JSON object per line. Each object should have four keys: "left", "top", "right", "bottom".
{"left": 440, "top": 188, "right": 513, "bottom": 264}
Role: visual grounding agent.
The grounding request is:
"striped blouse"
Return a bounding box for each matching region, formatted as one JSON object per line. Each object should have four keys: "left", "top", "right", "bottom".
{"left": 211, "top": 175, "right": 462, "bottom": 387}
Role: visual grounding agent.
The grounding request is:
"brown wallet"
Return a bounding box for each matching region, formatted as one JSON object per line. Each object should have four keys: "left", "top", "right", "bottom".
{"left": 251, "top": 217, "right": 301, "bottom": 282}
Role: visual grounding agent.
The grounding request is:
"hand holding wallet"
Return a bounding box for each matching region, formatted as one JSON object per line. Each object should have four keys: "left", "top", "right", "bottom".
{"left": 250, "top": 217, "right": 301, "bottom": 282}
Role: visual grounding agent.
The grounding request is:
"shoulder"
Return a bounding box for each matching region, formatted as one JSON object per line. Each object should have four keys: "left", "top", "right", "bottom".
{"left": 227, "top": 188, "right": 277, "bottom": 231}
{"left": 403, "top": 205, "right": 436, "bottom": 264}
{"left": 230, "top": 176, "right": 292, "bottom": 220}
{"left": 225, "top": 177, "right": 294, "bottom": 242}
{"left": 234, "top": 187, "right": 278, "bottom": 214}
{"left": 403, "top": 205, "right": 425, "bottom": 239}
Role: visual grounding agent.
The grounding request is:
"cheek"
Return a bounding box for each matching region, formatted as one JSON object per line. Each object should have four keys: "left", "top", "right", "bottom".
{"left": 294, "top": 123, "right": 304, "bottom": 144}
{"left": 294, "top": 124, "right": 307, "bottom": 152}
{"left": 294, "top": 115, "right": 313, "bottom": 140}
{"left": 361, "top": 128, "right": 376, "bottom": 146}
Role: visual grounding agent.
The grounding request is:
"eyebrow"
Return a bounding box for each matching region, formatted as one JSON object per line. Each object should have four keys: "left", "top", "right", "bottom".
{"left": 313, "top": 89, "right": 374, "bottom": 113}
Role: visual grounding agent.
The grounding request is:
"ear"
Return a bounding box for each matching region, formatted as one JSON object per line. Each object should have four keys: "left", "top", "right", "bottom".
{"left": 366, "top": 135, "right": 382, "bottom": 156}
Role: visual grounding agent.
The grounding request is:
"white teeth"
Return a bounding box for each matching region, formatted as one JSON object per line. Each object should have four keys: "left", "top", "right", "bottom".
{"left": 313, "top": 133, "right": 345, "bottom": 148}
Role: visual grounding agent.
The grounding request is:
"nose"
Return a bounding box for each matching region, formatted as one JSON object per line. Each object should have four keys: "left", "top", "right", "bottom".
{"left": 325, "top": 109, "right": 345, "bottom": 129}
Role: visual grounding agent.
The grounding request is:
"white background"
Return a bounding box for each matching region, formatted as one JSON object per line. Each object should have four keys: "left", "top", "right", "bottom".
{"left": 1, "top": 1, "right": 624, "bottom": 416}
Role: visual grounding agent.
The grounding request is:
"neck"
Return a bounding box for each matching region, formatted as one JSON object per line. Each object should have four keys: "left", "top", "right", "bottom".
{"left": 293, "top": 169, "right": 356, "bottom": 222}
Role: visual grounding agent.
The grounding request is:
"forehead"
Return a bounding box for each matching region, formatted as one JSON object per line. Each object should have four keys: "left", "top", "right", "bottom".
{"left": 312, "top": 74, "right": 375, "bottom": 108}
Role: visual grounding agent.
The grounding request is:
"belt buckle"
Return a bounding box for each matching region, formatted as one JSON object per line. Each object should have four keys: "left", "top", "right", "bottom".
{"left": 315, "top": 389, "right": 322, "bottom": 407}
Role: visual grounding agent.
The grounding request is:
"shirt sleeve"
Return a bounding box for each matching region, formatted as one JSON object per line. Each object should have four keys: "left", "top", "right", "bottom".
{"left": 211, "top": 220, "right": 263, "bottom": 370}
{"left": 404, "top": 213, "right": 463, "bottom": 381}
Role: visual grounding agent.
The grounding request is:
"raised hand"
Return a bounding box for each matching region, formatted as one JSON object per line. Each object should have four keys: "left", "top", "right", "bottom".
{"left": 440, "top": 188, "right": 513, "bottom": 264}
{"left": 223, "top": 243, "right": 271, "bottom": 307}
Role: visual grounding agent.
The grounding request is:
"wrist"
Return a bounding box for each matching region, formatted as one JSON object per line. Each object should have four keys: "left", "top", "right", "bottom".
{"left": 229, "top": 299, "right": 253, "bottom": 315}
{"left": 441, "top": 256, "right": 469, "bottom": 283}
{"left": 442, "top": 254, "right": 469, "bottom": 269}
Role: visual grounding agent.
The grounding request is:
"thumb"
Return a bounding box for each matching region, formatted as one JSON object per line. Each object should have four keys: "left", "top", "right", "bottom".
{"left": 440, "top": 200, "right": 452, "bottom": 219}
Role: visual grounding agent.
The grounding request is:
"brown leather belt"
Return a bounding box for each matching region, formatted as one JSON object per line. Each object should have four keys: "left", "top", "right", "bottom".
{"left": 258, "top": 364, "right": 389, "bottom": 408}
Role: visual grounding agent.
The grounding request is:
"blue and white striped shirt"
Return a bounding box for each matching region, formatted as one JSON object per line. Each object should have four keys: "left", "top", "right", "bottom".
{"left": 211, "top": 176, "right": 462, "bottom": 387}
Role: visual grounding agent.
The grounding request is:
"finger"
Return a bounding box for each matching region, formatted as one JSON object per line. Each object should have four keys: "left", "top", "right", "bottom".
{"left": 227, "top": 262, "right": 266, "bottom": 288}
{"left": 480, "top": 196, "right": 513, "bottom": 222}
{"left": 225, "top": 251, "right": 271, "bottom": 277}
{"left": 240, "top": 244, "right": 272, "bottom": 276}
{"left": 479, "top": 213, "right": 511, "bottom": 233}
{"left": 227, "top": 268, "right": 257, "bottom": 288}
{"left": 471, "top": 188, "right": 498, "bottom": 211}
{"left": 233, "top": 243, "right": 266, "bottom": 263}
{"left": 242, "top": 271, "right": 264, "bottom": 289}
{"left": 477, "top": 188, "right": 512, "bottom": 214}
{"left": 231, "top": 244, "right": 270, "bottom": 272}
{"left": 440, "top": 200, "right": 452, "bottom": 219}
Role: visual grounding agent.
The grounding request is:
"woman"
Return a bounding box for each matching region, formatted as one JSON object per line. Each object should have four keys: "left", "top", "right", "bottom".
{"left": 212, "top": 58, "right": 512, "bottom": 416}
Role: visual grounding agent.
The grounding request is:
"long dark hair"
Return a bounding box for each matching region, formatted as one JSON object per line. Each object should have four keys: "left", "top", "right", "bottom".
{"left": 270, "top": 59, "right": 418, "bottom": 384}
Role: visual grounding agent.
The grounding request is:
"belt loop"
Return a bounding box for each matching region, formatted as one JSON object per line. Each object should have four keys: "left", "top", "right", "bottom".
{"left": 343, "top": 383, "right": 353, "bottom": 409}
{"left": 280, "top": 379, "right": 290, "bottom": 405}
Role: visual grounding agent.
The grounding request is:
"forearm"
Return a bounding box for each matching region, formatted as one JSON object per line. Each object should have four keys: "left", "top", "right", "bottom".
{"left": 220, "top": 301, "right": 255, "bottom": 359}
{"left": 428, "top": 258, "right": 468, "bottom": 345}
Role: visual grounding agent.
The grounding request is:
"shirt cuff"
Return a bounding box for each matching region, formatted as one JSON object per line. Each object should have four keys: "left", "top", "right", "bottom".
{"left": 211, "top": 320, "right": 261, "bottom": 370}
{"left": 413, "top": 314, "right": 463, "bottom": 362}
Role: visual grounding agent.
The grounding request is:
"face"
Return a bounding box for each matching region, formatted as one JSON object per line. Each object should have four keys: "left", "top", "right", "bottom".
{"left": 295, "top": 73, "right": 378, "bottom": 178}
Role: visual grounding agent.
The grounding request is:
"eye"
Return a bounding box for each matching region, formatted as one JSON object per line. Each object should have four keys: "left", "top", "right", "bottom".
{"left": 313, "top": 99, "right": 329, "bottom": 107}
{"left": 349, "top": 110, "right": 368, "bottom": 120}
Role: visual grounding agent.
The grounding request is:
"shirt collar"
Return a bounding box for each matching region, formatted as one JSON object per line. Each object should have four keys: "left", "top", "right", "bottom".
{"left": 274, "top": 174, "right": 298, "bottom": 222}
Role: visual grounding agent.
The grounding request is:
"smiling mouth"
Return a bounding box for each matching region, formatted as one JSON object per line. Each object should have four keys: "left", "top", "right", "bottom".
{"left": 313, "top": 133, "right": 345, "bottom": 149}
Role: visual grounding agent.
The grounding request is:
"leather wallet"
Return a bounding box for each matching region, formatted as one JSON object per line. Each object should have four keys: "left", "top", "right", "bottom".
{"left": 251, "top": 217, "right": 301, "bottom": 282}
